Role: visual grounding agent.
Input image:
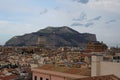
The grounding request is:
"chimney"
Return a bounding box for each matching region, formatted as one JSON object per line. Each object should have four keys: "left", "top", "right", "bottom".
{"left": 91, "top": 54, "right": 103, "bottom": 76}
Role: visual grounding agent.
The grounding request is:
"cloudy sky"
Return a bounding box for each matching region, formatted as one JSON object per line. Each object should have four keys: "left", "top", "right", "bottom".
{"left": 0, "top": 0, "right": 120, "bottom": 47}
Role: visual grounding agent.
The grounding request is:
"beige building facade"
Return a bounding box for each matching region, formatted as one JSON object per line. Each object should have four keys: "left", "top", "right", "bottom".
{"left": 91, "top": 55, "right": 120, "bottom": 78}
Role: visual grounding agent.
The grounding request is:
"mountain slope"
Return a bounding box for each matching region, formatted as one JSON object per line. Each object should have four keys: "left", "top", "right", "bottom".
{"left": 5, "top": 26, "right": 97, "bottom": 47}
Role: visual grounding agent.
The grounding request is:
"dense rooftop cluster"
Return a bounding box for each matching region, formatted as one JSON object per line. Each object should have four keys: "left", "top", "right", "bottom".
{"left": 0, "top": 43, "right": 120, "bottom": 80}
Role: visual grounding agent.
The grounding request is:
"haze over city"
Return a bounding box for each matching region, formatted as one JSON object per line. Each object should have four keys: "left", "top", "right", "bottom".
{"left": 0, "top": 0, "right": 120, "bottom": 47}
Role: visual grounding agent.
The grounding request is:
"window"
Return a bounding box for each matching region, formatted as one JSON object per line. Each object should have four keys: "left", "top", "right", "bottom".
{"left": 40, "top": 77, "right": 43, "bottom": 80}
{"left": 34, "top": 76, "right": 37, "bottom": 80}
{"left": 46, "top": 78, "right": 49, "bottom": 80}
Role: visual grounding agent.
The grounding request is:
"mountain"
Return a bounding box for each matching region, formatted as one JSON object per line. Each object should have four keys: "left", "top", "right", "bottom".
{"left": 5, "top": 26, "right": 97, "bottom": 47}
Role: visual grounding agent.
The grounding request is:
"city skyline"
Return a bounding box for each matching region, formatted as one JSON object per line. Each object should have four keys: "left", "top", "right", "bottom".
{"left": 0, "top": 0, "right": 120, "bottom": 47}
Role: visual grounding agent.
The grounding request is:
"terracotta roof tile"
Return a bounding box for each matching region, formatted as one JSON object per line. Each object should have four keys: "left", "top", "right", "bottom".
{"left": 0, "top": 75, "right": 17, "bottom": 80}
{"left": 35, "top": 64, "right": 90, "bottom": 76}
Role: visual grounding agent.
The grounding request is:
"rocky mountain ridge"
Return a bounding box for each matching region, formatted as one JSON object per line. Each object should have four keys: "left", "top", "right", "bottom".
{"left": 5, "top": 26, "right": 97, "bottom": 47}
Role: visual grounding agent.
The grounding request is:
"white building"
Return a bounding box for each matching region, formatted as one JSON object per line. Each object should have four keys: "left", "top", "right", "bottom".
{"left": 91, "top": 55, "right": 120, "bottom": 78}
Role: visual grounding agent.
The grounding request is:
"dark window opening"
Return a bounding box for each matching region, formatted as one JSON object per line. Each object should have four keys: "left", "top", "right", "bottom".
{"left": 34, "top": 76, "right": 37, "bottom": 80}
{"left": 40, "top": 77, "right": 43, "bottom": 80}
{"left": 46, "top": 78, "right": 49, "bottom": 80}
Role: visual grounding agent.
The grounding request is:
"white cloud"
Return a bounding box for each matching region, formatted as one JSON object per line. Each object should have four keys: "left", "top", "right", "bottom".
{"left": 0, "top": 20, "right": 39, "bottom": 35}
{"left": 87, "top": 0, "right": 120, "bottom": 13}
{"left": 72, "top": 0, "right": 89, "bottom": 4}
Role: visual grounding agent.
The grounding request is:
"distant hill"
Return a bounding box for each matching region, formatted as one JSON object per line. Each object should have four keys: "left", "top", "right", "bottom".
{"left": 5, "top": 26, "right": 97, "bottom": 47}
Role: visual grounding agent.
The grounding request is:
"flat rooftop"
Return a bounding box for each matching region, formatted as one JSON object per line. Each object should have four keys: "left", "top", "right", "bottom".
{"left": 32, "top": 64, "right": 90, "bottom": 79}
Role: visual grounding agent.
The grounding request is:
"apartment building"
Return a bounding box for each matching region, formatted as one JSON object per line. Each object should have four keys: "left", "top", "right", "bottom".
{"left": 86, "top": 41, "right": 108, "bottom": 52}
